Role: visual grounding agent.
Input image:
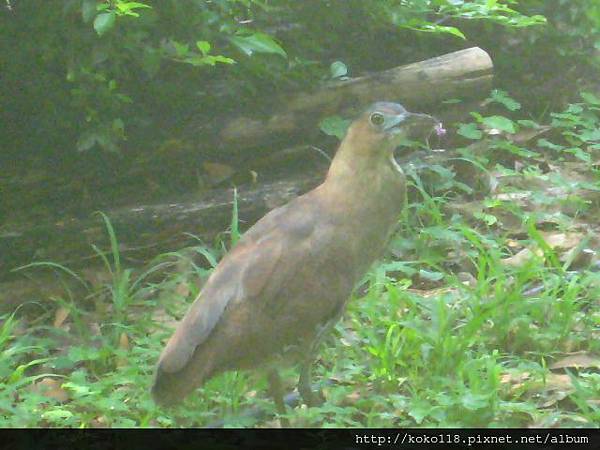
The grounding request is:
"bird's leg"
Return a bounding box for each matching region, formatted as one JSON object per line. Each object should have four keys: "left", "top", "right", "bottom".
{"left": 298, "top": 358, "right": 325, "bottom": 407}
{"left": 267, "top": 369, "right": 290, "bottom": 427}
{"left": 298, "top": 319, "right": 336, "bottom": 407}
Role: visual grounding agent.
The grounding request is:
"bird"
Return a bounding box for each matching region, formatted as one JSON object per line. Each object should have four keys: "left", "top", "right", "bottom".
{"left": 152, "top": 102, "right": 440, "bottom": 419}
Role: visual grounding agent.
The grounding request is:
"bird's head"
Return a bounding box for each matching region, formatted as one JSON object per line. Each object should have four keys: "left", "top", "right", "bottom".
{"left": 341, "top": 102, "right": 441, "bottom": 161}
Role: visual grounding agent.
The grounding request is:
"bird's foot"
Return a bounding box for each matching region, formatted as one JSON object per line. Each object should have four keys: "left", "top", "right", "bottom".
{"left": 299, "top": 385, "right": 325, "bottom": 407}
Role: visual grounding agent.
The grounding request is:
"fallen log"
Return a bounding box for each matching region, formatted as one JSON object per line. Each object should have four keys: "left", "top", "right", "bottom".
{"left": 0, "top": 170, "right": 325, "bottom": 312}
{"left": 201, "top": 47, "right": 493, "bottom": 153}
{"left": 0, "top": 169, "right": 324, "bottom": 279}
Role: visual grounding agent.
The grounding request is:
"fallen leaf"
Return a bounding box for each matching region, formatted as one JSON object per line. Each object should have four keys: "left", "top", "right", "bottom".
{"left": 457, "top": 272, "right": 477, "bottom": 287}
{"left": 90, "top": 322, "right": 102, "bottom": 336}
{"left": 90, "top": 416, "right": 109, "bottom": 428}
{"left": 500, "top": 370, "right": 576, "bottom": 408}
{"left": 500, "top": 371, "right": 531, "bottom": 386}
{"left": 550, "top": 353, "right": 600, "bottom": 370}
{"left": 34, "top": 378, "right": 69, "bottom": 403}
{"left": 495, "top": 191, "right": 531, "bottom": 202}
{"left": 408, "top": 286, "right": 458, "bottom": 298}
{"left": 509, "top": 125, "right": 551, "bottom": 144}
{"left": 500, "top": 371, "right": 534, "bottom": 394}
{"left": 506, "top": 239, "right": 520, "bottom": 248}
{"left": 175, "top": 282, "right": 191, "bottom": 298}
{"left": 53, "top": 307, "right": 70, "bottom": 328}
{"left": 343, "top": 391, "right": 362, "bottom": 405}
{"left": 540, "top": 232, "right": 583, "bottom": 251}
{"left": 119, "top": 332, "right": 129, "bottom": 351}
{"left": 539, "top": 373, "right": 574, "bottom": 408}
{"left": 152, "top": 310, "right": 179, "bottom": 336}
{"left": 114, "top": 332, "right": 131, "bottom": 368}
{"left": 502, "top": 248, "right": 541, "bottom": 267}
{"left": 561, "top": 246, "right": 595, "bottom": 270}
{"left": 81, "top": 268, "right": 112, "bottom": 289}
{"left": 530, "top": 413, "right": 589, "bottom": 428}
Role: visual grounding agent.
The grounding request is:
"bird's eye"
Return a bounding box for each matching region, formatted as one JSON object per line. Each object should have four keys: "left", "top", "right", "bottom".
{"left": 370, "top": 112, "right": 385, "bottom": 127}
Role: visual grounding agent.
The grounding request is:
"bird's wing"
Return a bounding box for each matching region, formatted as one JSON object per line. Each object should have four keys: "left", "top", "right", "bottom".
{"left": 157, "top": 196, "right": 326, "bottom": 374}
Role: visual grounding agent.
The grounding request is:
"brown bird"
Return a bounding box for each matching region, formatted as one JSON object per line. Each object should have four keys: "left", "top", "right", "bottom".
{"left": 152, "top": 102, "right": 439, "bottom": 416}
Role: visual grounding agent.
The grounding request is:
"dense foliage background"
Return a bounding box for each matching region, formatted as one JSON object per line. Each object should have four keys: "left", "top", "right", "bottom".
{"left": 1, "top": 0, "right": 599, "bottom": 428}
{"left": 3, "top": 0, "right": 595, "bottom": 156}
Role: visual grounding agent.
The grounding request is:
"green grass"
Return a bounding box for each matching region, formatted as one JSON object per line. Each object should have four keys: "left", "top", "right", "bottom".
{"left": 1, "top": 92, "right": 599, "bottom": 427}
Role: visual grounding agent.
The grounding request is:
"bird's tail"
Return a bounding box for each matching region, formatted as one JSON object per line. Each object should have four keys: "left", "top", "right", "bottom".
{"left": 151, "top": 366, "right": 186, "bottom": 407}
{"left": 151, "top": 347, "right": 214, "bottom": 407}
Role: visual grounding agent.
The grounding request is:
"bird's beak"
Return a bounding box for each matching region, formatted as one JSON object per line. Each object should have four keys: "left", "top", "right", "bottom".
{"left": 386, "top": 111, "right": 443, "bottom": 151}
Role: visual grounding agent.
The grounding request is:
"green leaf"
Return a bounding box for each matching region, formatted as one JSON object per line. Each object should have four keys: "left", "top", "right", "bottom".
{"left": 182, "top": 54, "right": 234, "bottom": 67}
{"left": 407, "top": 23, "right": 466, "bottom": 39}
{"left": 566, "top": 104, "right": 584, "bottom": 114}
{"left": 196, "top": 40, "right": 211, "bottom": 56}
{"left": 114, "top": 418, "right": 137, "bottom": 427}
{"left": 418, "top": 269, "right": 444, "bottom": 281}
{"left": 81, "top": 0, "right": 97, "bottom": 23}
{"left": 461, "top": 392, "right": 489, "bottom": 410}
{"left": 185, "top": 56, "right": 206, "bottom": 66}
{"left": 172, "top": 41, "right": 189, "bottom": 57}
{"left": 380, "top": 260, "right": 417, "bottom": 276}
{"left": 9, "top": 358, "right": 52, "bottom": 384}
{"left": 474, "top": 211, "right": 498, "bottom": 226}
{"left": 481, "top": 115, "right": 517, "bottom": 133}
{"left": 116, "top": 1, "right": 151, "bottom": 16}
{"left": 229, "top": 33, "right": 287, "bottom": 58}
{"left": 517, "top": 119, "right": 540, "bottom": 128}
{"left": 62, "top": 380, "right": 102, "bottom": 399}
{"left": 76, "top": 131, "right": 100, "bottom": 152}
{"left": 564, "top": 147, "right": 591, "bottom": 162}
{"left": 68, "top": 346, "right": 101, "bottom": 362}
{"left": 112, "top": 118, "right": 125, "bottom": 137}
{"left": 537, "top": 138, "right": 564, "bottom": 151}
{"left": 457, "top": 123, "right": 482, "bottom": 140}
{"left": 204, "top": 55, "right": 235, "bottom": 65}
{"left": 330, "top": 61, "right": 348, "bottom": 79}
{"left": 577, "top": 128, "right": 600, "bottom": 142}
{"left": 53, "top": 356, "right": 77, "bottom": 370}
{"left": 42, "top": 409, "right": 74, "bottom": 421}
{"left": 489, "top": 89, "right": 521, "bottom": 111}
{"left": 581, "top": 91, "right": 600, "bottom": 105}
{"left": 93, "top": 12, "right": 116, "bottom": 36}
{"left": 493, "top": 140, "right": 539, "bottom": 158}
{"left": 408, "top": 399, "right": 433, "bottom": 424}
{"left": 434, "top": 25, "right": 466, "bottom": 39}
{"left": 117, "top": 1, "right": 150, "bottom": 10}
{"left": 319, "top": 115, "right": 351, "bottom": 140}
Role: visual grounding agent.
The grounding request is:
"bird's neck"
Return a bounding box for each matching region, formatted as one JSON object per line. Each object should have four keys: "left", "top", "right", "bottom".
{"left": 327, "top": 152, "right": 377, "bottom": 179}
{"left": 324, "top": 143, "right": 401, "bottom": 193}
{"left": 317, "top": 143, "right": 407, "bottom": 272}
{"left": 318, "top": 144, "right": 406, "bottom": 228}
